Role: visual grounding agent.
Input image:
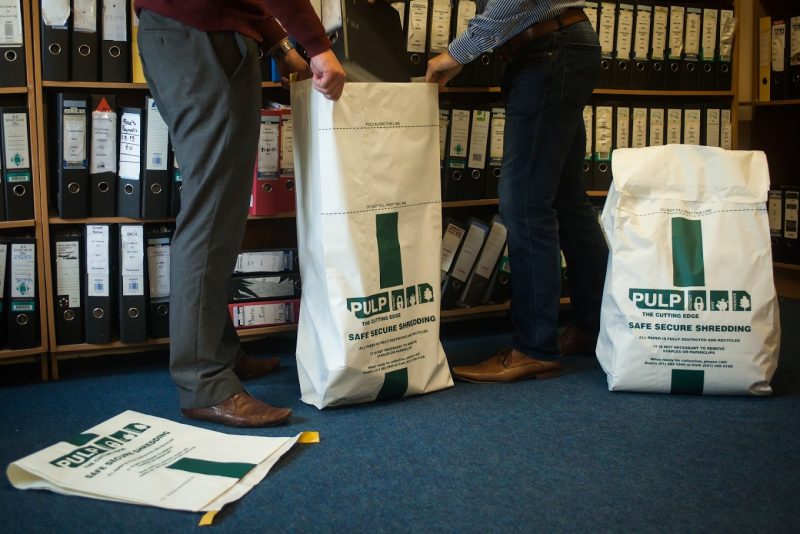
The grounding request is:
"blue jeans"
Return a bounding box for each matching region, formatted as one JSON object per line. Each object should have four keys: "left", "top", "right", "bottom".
{"left": 499, "top": 20, "right": 608, "bottom": 360}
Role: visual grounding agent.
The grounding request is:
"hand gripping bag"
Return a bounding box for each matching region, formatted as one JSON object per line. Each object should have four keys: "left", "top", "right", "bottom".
{"left": 597, "top": 145, "right": 780, "bottom": 395}
{"left": 290, "top": 80, "right": 453, "bottom": 408}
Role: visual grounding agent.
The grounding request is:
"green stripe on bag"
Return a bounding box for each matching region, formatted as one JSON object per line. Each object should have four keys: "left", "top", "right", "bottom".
{"left": 167, "top": 458, "right": 257, "bottom": 479}
{"left": 672, "top": 217, "right": 705, "bottom": 287}
{"left": 376, "top": 368, "right": 408, "bottom": 401}
{"left": 376, "top": 212, "right": 403, "bottom": 289}
{"left": 670, "top": 369, "right": 705, "bottom": 395}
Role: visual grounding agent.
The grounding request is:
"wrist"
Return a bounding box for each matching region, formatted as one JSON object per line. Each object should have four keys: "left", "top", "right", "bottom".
{"left": 268, "top": 38, "right": 295, "bottom": 60}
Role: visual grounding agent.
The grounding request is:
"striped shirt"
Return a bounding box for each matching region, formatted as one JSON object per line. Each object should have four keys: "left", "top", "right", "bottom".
{"left": 449, "top": 0, "right": 585, "bottom": 64}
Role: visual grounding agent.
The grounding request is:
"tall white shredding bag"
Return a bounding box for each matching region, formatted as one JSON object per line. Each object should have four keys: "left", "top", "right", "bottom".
{"left": 290, "top": 80, "right": 453, "bottom": 408}
{"left": 597, "top": 145, "right": 780, "bottom": 395}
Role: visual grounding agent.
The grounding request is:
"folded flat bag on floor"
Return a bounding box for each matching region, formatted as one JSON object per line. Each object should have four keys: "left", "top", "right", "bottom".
{"left": 596, "top": 145, "right": 780, "bottom": 395}
{"left": 290, "top": 80, "right": 453, "bottom": 408}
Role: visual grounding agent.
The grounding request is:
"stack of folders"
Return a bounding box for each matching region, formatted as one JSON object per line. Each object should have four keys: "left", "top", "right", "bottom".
{"left": 441, "top": 216, "right": 510, "bottom": 310}
{"left": 0, "top": 0, "right": 27, "bottom": 87}
{"left": 586, "top": 1, "right": 735, "bottom": 91}
{"left": 249, "top": 106, "right": 296, "bottom": 216}
{"left": 585, "top": 101, "right": 733, "bottom": 192}
{"left": 758, "top": 14, "right": 800, "bottom": 101}
{"left": 395, "top": 0, "right": 503, "bottom": 86}
{"left": 0, "top": 234, "right": 40, "bottom": 349}
{"left": 40, "top": 0, "right": 132, "bottom": 82}
{"left": 229, "top": 249, "right": 301, "bottom": 330}
{"left": 51, "top": 224, "right": 173, "bottom": 346}
{"left": 51, "top": 93, "right": 178, "bottom": 219}
{"left": 0, "top": 107, "right": 36, "bottom": 221}
{"left": 439, "top": 102, "right": 505, "bottom": 201}
{"left": 767, "top": 187, "right": 800, "bottom": 265}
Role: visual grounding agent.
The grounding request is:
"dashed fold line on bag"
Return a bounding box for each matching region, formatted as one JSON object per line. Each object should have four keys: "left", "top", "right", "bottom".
{"left": 615, "top": 207, "right": 767, "bottom": 217}
{"left": 321, "top": 200, "right": 442, "bottom": 215}
{"left": 317, "top": 124, "right": 439, "bottom": 131}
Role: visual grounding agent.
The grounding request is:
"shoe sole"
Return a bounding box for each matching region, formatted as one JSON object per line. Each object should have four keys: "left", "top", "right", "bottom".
{"left": 453, "top": 369, "right": 562, "bottom": 383}
{"left": 182, "top": 411, "right": 292, "bottom": 428}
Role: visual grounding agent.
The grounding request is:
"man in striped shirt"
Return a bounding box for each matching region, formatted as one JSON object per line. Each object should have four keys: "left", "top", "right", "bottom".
{"left": 427, "top": 1, "right": 609, "bottom": 382}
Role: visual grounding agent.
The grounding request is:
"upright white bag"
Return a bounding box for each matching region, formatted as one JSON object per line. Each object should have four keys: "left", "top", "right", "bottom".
{"left": 597, "top": 145, "right": 780, "bottom": 395}
{"left": 290, "top": 80, "right": 453, "bottom": 408}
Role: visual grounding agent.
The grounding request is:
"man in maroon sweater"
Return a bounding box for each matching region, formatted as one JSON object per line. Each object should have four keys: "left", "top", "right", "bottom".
{"left": 134, "top": 1, "right": 345, "bottom": 427}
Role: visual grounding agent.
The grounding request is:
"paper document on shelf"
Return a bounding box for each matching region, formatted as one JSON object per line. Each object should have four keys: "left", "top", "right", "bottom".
{"left": 7, "top": 411, "right": 302, "bottom": 513}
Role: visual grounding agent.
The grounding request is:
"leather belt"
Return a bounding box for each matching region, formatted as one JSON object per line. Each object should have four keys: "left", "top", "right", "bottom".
{"left": 497, "top": 8, "right": 589, "bottom": 63}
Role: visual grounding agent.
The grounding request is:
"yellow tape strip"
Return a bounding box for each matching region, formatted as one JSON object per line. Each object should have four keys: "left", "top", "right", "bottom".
{"left": 298, "top": 431, "right": 320, "bottom": 444}
{"left": 199, "top": 511, "right": 217, "bottom": 526}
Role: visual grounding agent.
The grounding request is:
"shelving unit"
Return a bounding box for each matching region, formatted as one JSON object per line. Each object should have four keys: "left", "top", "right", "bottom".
{"left": 0, "top": 0, "right": 49, "bottom": 380}
{"left": 18, "top": 0, "right": 746, "bottom": 380}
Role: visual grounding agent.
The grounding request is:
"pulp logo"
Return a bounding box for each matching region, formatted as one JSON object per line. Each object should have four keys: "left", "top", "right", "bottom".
{"left": 49, "top": 423, "right": 151, "bottom": 468}
{"left": 346, "top": 212, "right": 435, "bottom": 319}
{"left": 628, "top": 218, "right": 752, "bottom": 311}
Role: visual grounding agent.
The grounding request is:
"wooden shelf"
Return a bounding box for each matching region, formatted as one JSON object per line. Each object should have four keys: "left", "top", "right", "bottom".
{"left": 0, "top": 219, "right": 36, "bottom": 229}
{"left": 593, "top": 89, "right": 734, "bottom": 97}
{"left": 442, "top": 87, "right": 502, "bottom": 93}
{"left": 0, "top": 87, "right": 28, "bottom": 94}
{"left": 442, "top": 199, "right": 499, "bottom": 208}
{"left": 41, "top": 81, "right": 149, "bottom": 90}
{"left": 774, "top": 262, "right": 800, "bottom": 272}
{"left": 0, "top": 346, "right": 46, "bottom": 360}
{"left": 49, "top": 213, "right": 298, "bottom": 224}
{"left": 587, "top": 191, "right": 608, "bottom": 197}
{"left": 741, "top": 99, "right": 800, "bottom": 107}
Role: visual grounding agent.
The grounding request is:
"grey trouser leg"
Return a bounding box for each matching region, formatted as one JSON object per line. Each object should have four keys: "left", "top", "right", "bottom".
{"left": 137, "top": 10, "right": 261, "bottom": 408}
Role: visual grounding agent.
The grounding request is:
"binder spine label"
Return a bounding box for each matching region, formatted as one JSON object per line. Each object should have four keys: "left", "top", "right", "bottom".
{"left": 145, "top": 99, "right": 169, "bottom": 171}
{"left": 719, "top": 10, "right": 735, "bottom": 61}
{"left": 651, "top": 6, "right": 668, "bottom": 60}
{"left": 429, "top": 0, "right": 451, "bottom": 53}
{"left": 666, "top": 108, "right": 681, "bottom": 145}
{"left": 438, "top": 109, "right": 449, "bottom": 164}
{"left": 63, "top": 101, "right": 88, "bottom": 169}
{"left": 102, "top": 0, "right": 127, "bottom": 41}
{"left": 11, "top": 243, "right": 35, "bottom": 299}
{"left": 616, "top": 4, "right": 634, "bottom": 58}
{"left": 631, "top": 107, "right": 647, "bottom": 148}
{"left": 119, "top": 111, "right": 142, "bottom": 181}
{"left": 451, "top": 223, "right": 487, "bottom": 282}
{"left": 235, "top": 250, "right": 295, "bottom": 273}
{"left": 0, "top": 1, "right": 23, "bottom": 46}
{"left": 406, "top": 0, "right": 429, "bottom": 53}
{"left": 56, "top": 241, "right": 81, "bottom": 307}
{"left": 683, "top": 108, "right": 701, "bottom": 146}
{"left": 649, "top": 108, "right": 664, "bottom": 146}
{"left": 785, "top": 192, "right": 799, "bottom": 240}
{"left": 147, "top": 244, "right": 170, "bottom": 298}
{"left": 791, "top": 17, "right": 800, "bottom": 67}
{"left": 86, "top": 225, "right": 110, "bottom": 297}
{"left": 668, "top": 6, "right": 685, "bottom": 59}
{"left": 706, "top": 108, "right": 720, "bottom": 148}
{"left": 41, "top": 0, "right": 70, "bottom": 27}
{"left": 233, "top": 301, "right": 295, "bottom": 328}
{"left": 583, "top": 2, "right": 599, "bottom": 34}
{"left": 455, "top": 1, "right": 476, "bottom": 38}
{"left": 616, "top": 107, "right": 630, "bottom": 149}
{"left": 2, "top": 111, "right": 29, "bottom": 169}
{"left": 258, "top": 114, "right": 280, "bottom": 179}
{"left": 0, "top": 243, "right": 6, "bottom": 296}
{"left": 634, "top": 5, "right": 652, "bottom": 60}
{"left": 120, "top": 226, "right": 145, "bottom": 297}
{"left": 474, "top": 222, "right": 506, "bottom": 278}
{"left": 595, "top": 106, "right": 612, "bottom": 159}
{"left": 448, "top": 109, "right": 470, "bottom": 161}
{"left": 91, "top": 109, "right": 118, "bottom": 174}
{"left": 467, "top": 110, "right": 489, "bottom": 170}
{"left": 684, "top": 8, "right": 702, "bottom": 58}
{"left": 489, "top": 108, "right": 505, "bottom": 165}
{"left": 73, "top": 0, "right": 97, "bottom": 32}
{"left": 598, "top": 2, "right": 615, "bottom": 56}
{"left": 279, "top": 115, "right": 294, "bottom": 176}
{"left": 720, "top": 109, "right": 732, "bottom": 150}
{"left": 768, "top": 191, "right": 783, "bottom": 236}
{"left": 441, "top": 223, "right": 465, "bottom": 276}
{"left": 701, "top": 8, "right": 718, "bottom": 61}
{"left": 772, "top": 21, "right": 786, "bottom": 72}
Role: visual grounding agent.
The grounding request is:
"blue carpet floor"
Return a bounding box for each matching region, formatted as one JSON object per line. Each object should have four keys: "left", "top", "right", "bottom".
{"left": 1, "top": 299, "right": 799, "bottom": 532}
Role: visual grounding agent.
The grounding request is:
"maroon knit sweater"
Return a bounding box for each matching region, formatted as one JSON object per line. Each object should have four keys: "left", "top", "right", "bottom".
{"left": 133, "top": 0, "right": 331, "bottom": 57}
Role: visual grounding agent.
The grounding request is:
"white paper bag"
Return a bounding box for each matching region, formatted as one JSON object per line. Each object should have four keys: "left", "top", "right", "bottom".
{"left": 290, "top": 80, "right": 453, "bottom": 408}
{"left": 597, "top": 145, "right": 780, "bottom": 395}
{"left": 7, "top": 411, "right": 300, "bottom": 512}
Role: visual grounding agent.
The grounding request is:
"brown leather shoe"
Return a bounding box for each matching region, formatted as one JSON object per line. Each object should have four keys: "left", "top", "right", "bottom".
{"left": 234, "top": 354, "right": 280, "bottom": 380}
{"left": 451, "top": 349, "right": 561, "bottom": 383}
{"left": 181, "top": 391, "right": 292, "bottom": 427}
{"left": 557, "top": 326, "right": 597, "bottom": 355}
